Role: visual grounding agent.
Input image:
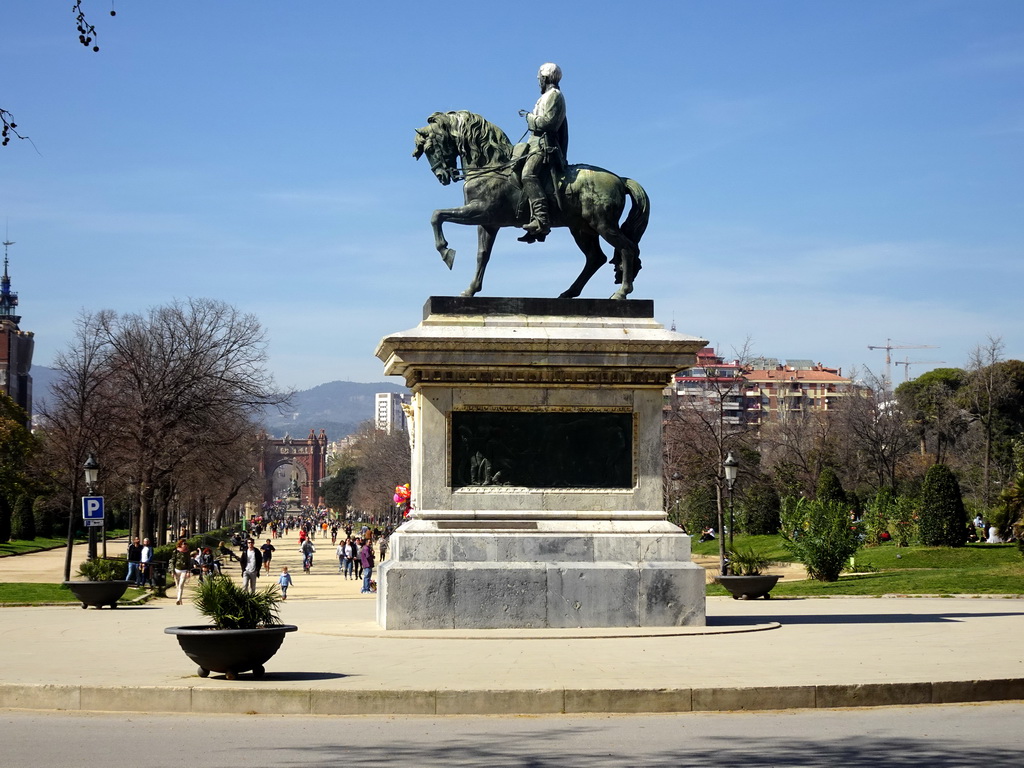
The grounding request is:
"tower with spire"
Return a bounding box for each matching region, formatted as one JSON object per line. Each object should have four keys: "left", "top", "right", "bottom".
{"left": 0, "top": 237, "right": 34, "bottom": 427}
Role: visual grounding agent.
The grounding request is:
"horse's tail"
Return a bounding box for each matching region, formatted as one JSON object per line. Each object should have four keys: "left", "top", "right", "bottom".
{"left": 621, "top": 178, "right": 650, "bottom": 245}
{"left": 612, "top": 178, "right": 649, "bottom": 281}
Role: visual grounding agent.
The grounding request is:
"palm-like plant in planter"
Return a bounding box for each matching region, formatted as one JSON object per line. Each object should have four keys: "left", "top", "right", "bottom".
{"left": 715, "top": 544, "right": 783, "bottom": 599}
{"left": 164, "top": 575, "right": 297, "bottom": 679}
{"left": 64, "top": 558, "right": 132, "bottom": 609}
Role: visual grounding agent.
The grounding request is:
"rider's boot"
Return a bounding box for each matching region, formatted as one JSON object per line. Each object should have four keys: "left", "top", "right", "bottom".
{"left": 518, "top": 199, "right": 550, "bottom": 243}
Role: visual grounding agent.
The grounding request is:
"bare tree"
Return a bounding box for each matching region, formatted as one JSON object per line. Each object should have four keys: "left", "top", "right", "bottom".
{"left": 345, "top": 422, "right": 412, "bottom": 520}
{"left": 40, "top": 299, "right": 289, "bottom": 552}
{"left": 832, "top": 368, "right": 916, "bottom": 492}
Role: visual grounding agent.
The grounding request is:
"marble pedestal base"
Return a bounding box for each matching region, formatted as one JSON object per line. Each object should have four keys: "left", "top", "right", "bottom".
{"left": 374, "top": 297, "right": 709, "bottom": 630}
{"left": 376, "top": 520, "right": 706, "bottom": 629}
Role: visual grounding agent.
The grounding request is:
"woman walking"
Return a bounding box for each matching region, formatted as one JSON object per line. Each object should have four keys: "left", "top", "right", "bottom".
{"left": 169, "top": 539, "right": 193, "bottom": 606}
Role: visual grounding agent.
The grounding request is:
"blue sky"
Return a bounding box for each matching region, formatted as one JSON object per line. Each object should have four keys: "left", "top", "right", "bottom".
{"left": 2, "top": 1, "right": 1022, "bottom": 390}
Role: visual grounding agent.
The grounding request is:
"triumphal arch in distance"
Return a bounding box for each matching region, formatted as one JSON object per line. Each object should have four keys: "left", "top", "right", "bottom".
{"left": 258, "top": 429, "right": 328, "bottom": 507}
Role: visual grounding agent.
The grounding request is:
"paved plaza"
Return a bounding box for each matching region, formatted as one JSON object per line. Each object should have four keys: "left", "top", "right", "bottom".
{"left": 1, "top": 538, "right": 1022, "bottom": 715}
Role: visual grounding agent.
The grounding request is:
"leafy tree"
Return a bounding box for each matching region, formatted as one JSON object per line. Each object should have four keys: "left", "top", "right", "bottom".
{"left": 322, "top": 465, "right": 359, "bottom": 514}
{"left": 919, "top": 463, "right": 968, "bottom": 547}
{"left": 780, "top": 497, "right": 861, "bottom": 581}
{"left": 862, "top": 487, "right": 894, "bottom": 546}
{"left": 895, "top": 368, "right": 968, "bottom": 464}
{"left": 739, "top": 481, "right": 781, "bottom": 535}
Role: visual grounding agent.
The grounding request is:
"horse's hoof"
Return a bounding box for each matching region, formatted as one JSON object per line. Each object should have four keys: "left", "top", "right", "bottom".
{"left": 441, "top": 248, "right": 456, "bottom": 269}
{"left": 609, "top": 291, "right": 627, "bottom": 300}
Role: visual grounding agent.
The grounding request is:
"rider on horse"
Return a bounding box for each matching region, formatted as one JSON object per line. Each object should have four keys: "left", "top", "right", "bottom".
{"left": 517, "top": 62, "right": 568, "bottom": 243}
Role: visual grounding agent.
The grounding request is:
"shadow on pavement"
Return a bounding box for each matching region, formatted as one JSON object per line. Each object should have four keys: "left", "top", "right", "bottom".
{"left": 708, "top": 611, "right": 1024, "bottom": 626}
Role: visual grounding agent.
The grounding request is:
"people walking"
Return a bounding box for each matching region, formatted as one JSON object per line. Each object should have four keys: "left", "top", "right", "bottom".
{"left": 260, "top": 539, "right": 276, "bottom": 574}
{"left": 126, "top": 536, "right": 142, "bottom": 585}
{"left": 343, "top": 537, "right": 356, "bottom": 579}
{"left": 359, "top": 538, "right": 376, "bottom": 593}
{"left": 239, "top": 539, "right": 263, "bottom": 593}
{"left": 138, "top": 537, "right": 153, "bottom": 588}
{"left": 301, "top": 537, "right": 315, "bottom": 573}
{"left": 169, "top": 539, "right": 192, "bottom": 605}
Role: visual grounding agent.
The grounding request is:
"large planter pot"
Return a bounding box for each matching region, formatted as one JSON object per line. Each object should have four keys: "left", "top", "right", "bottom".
{"left": 62, "top": 580, "right": 131, "bottom": 609}
{"left": 164, "top": 624, "right": 298, "bottom": 679}
{"left": 715, "top": 574, "right": 782, "bottom": 600}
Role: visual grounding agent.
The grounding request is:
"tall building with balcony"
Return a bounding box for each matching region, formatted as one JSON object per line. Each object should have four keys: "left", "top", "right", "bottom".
{"left": 667, "top": 352, "right": 852, "bottom": 428}
{"left": 669, "top": 348, "right": 747, "bottom": 426}
{"left": 741, "top": 361, "right": 852, "bottom": 425}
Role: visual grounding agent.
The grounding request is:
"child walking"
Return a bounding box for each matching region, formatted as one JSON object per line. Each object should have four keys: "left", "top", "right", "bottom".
{"left": 278, "top": 566, "right": 294, "bottom": 600}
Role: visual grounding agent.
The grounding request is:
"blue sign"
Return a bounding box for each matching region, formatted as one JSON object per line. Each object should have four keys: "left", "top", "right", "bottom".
{"left": 82, "top": 496, "right": 105, "bottom": 520}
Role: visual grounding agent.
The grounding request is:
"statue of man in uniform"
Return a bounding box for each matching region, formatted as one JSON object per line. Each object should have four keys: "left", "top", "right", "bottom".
{"left": 517, "top": 62, "right": 568, "bottom": 242}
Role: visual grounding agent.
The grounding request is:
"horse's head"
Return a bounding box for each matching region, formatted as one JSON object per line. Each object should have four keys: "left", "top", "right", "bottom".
{"left": 412, "top": 115, "right": 457, "bottom": 186}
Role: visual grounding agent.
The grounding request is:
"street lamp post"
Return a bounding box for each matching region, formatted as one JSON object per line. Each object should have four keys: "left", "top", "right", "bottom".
{"left": 83, "top": 453, "right": 100, "bottom": 561}
{"left": 724, "top": 451, "right": 739, "bottom": 558}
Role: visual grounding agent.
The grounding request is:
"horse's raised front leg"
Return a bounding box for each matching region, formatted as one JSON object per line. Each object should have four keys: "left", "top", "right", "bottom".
{"left": 430, "top": 200, "right": 497, "bottom": 270}
{"left": 464, "top": 225, "right": 499, "bottom": 297}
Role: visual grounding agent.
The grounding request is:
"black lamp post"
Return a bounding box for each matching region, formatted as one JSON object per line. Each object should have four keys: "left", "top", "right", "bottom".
{"left": 724, "top": 451, "right": 739, "bottom": 556}
{"left": 84, "top": 453, "right": 100, "bottom": 560}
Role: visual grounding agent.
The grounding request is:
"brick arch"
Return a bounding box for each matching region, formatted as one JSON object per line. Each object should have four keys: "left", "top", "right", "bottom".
{"left": 258, "top": 429, "right": 328, "bottom": 506}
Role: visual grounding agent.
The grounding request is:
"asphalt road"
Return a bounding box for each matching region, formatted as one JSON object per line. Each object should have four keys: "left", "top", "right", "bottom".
{"left": 2, "top": 703, "right": 1022, "bottom": 767}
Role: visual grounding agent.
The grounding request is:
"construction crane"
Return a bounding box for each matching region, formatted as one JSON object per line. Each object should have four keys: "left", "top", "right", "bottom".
{"left": 867, "top": 339, "right": 939, "bottom": 388}
{"left": 894, "top": 359, "right": 947, "bottom": 383}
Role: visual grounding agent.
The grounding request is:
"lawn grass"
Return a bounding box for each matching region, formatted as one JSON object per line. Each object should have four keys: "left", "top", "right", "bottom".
{"left": 0, "top": 582, "right": 149, "bottom": 605}
{"left": 0, "top": 530, "right": 131, "bottom": 558}
{"left": 0, "top": 582, "right": 78, "bottom": 603}
{"left": 699, "top": 535, "right": 1024, "bottom": 597}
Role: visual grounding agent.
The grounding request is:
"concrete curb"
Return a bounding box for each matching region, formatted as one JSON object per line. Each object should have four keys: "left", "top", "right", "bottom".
{"left": 3, "top": 679, "right": 1023, "bottom": 716}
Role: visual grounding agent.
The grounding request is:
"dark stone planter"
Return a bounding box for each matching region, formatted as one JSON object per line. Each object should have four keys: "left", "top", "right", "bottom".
{"left": 164, "top": 625, "right": 298, "bottom": 679}
{"left": 62, "top": 580, "right": 131, "bottom": 609}
{"left": 716, "top": 574, "right": 782, "bottom": 600}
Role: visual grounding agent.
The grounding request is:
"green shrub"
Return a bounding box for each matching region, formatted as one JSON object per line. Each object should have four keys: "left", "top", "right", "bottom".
{"left": 76, "top": 558, "right": 129, "bottom": 581}
{"left": 919, "top": 464, "right": 969, "bottom": 547}
{"left": 9, "top": 495, "right": 35, "bottom": 541}
{"left": 192, "top": 575, "right": 281, "bottom": 629}
{"left": 888, "top": 495, "right": 919, "bottom": 547}
{"left": 780, "top": 497, "right": 861, "bottom": 582}
{"left": 32, "top": 497, "right": 55, "bottom": 538}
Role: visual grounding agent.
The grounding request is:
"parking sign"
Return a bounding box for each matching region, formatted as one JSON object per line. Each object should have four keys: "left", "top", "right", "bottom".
{"left": 82, "top": 496, "right": 105, "bottom": 520}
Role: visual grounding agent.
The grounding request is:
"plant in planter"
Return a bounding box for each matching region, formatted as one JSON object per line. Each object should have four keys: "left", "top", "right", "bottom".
{"left": 715, "top": 544, "right": 782, "bottom": 600}
{"left": 164, "top": 575, "right": 297, "bottom": 680}
{"left": 63, "top": 558, "right": 132, "bottom": 609}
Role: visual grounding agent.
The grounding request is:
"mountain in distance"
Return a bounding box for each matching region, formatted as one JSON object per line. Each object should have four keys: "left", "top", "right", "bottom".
{"left": 262, "top": 380, "right": 409, "bottom": 441}
{"left": 29, "top": 366, "right": 407, "bottom": 443}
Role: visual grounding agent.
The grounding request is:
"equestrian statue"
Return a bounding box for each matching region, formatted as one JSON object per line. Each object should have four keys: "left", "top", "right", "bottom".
{"left": 412, "top": 63, "right": 650, "bottom": 300}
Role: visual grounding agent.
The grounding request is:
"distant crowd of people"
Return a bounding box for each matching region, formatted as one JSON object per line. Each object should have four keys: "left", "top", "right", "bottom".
{"left": 124, "top": 511, "right": 394, "bottom": 603}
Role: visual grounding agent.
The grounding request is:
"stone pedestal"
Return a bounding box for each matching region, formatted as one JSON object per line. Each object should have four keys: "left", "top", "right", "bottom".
{"left": 374, "top": 297, "right": 708, "bottom": 629}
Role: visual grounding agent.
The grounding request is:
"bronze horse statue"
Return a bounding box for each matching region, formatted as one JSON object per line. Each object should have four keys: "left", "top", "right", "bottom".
{"left": 413, "top": 111, "right": 650, "bottom": 300}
